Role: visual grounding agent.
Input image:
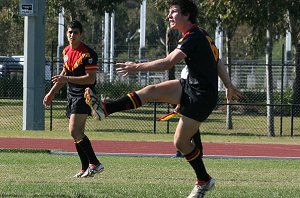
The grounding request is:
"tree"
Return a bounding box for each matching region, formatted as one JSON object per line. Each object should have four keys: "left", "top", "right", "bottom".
{"left": 234, "top": 0, "right": 286, "bottom": 136}
{"left": 154, "top": 0, "right": 178, "bottom": 80}
{"left": 146, "top": 2, "right": 168, "bottom": 59}
{"left": 46, "top": 0, "right": 143, "bottom": 54}
{"left": 0, "top": 0, "right": 23, "bottom": 55}
{"left": 199, "top": 0, "right": 246, "bottom": 129}
{"left": 283, "top": 0, "right": 300, "bottom": 115}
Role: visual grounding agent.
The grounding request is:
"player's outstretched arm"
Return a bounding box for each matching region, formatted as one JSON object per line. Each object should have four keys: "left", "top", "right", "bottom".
{"left": 115, "top": 49, "right": 186, "bottom": 76}
{"left": 217, "top": 60, "right": 243, "bottom": 102}
{"left": 43, "top": 69, "right": 66, "bottom": 107}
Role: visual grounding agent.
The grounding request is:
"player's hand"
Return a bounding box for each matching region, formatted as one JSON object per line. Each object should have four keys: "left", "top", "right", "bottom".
{"left": 115, "top": 62, "right": 139, "bottom": 76}
{"left": 174, "top": 104, "right": 181, "bottom": 113}
{"left": 43, "top": 93, "right": 54, "bottom": 107}
{"left": 51, "top": 75, "right": 68, "bottom": 84}
{"left": 225, "top": 83, "right": 244, "bottom": 103}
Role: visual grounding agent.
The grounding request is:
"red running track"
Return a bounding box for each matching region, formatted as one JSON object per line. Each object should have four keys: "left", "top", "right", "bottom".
{"left": 1, "top": 137, "right": 300, "bottom": 159}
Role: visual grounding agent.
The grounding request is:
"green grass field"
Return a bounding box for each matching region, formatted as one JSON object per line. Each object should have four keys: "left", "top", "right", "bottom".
{"left": 1, "top": 98, "right": 300, "bottom": 197}
{"left": 1, "top": 130, "right": 300, "bottom": 197}
{"left": 0, "top": 151, "right": 300, "bottom": 198}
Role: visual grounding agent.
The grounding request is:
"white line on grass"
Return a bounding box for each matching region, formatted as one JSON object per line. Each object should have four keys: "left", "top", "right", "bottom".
{"left": 49, "top": 151, "right": 300, "bottom": 160}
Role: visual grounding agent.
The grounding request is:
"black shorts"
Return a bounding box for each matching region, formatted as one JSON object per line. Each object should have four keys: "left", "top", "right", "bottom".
{"left": 66, "top": 95, "right": 92, "bottom": 118}
{"left": 180, "top": 79, "right": 217, "bottom": 122}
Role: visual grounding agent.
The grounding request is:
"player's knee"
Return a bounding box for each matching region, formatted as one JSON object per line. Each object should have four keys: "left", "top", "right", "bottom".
{"left": 138, "top": 85, "right": 158, "bottom": 102}
{"left": 69, "top": 129, "right": 77, "bottom": 140}
{"left": 69, "top": 128, "right": 84, "bottom": 141}
{"left": 143, "top": 84, "right": 156, "bottom": 93}
{"left": 174, "top": 138, "right": 185, "bottom": 151}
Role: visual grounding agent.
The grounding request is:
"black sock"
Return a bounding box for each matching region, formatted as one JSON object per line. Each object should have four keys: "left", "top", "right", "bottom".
{"left": 191, "top": 129, "right": 203, "bottom": 156}
{"left": 185, "top": 147, "right": 210, "bottom": 182}
{"left": 74, "top": 141, "right": 89, "bottom": 171}
{"left": 77, "top": 136, "right": 100, "bottom": 166}
{"left": 106, "top": 92, "right": 142, "bottom": 114}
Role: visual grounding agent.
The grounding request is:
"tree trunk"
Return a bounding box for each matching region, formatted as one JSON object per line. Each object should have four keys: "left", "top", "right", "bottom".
{"left": 225, "top": 31, "right": 233, "bottom": 129}
{"left": 266, "top": 28, "right": 275, "bottom": 137}
{"left": 292, "top": 42, "right": 300, "bottom": 115}
{"left": 286, "top": 9, "right": 300, "bottom": 116}
{"left": 166, "top": 26, "right": 178, "bottom": 80}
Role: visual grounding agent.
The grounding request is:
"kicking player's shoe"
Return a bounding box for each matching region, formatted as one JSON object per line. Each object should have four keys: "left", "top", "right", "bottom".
{"left": 187, "top": 177, "right": 215, "bottom": 198}
{"left": 84, "top": 88, "right": 107, "bottom": 120}
{"left": 172, "top": 151, "right": 183, "bottom": 158}
{"left": 81, "top": 163, "right": 104, "bottom": 178}
{"left": 73, "top": 170, "right": 85, "bottom": 178}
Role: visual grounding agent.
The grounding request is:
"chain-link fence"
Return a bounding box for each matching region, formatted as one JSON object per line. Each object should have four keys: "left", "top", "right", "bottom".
{"left": 0, "top": 57, "right": 299, "bottom": 136}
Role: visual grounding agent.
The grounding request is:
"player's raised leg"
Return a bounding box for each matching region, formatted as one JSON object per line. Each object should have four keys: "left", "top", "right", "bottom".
{"left": 85, "top": 80, "right": 182, "bottom": 120}
{"left": 84, "top": 88, "right": 107, "bottom": 120}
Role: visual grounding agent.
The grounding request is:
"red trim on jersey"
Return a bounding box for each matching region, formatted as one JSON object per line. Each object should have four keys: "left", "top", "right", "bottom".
{"left": 62, "top": 42, "right": 97, "bottom": 72}
{"left": 85, "top": 65, "right": 97, "bottom": 70}
{"left": 178, "top": 24, "right": 198, "bottom": 42}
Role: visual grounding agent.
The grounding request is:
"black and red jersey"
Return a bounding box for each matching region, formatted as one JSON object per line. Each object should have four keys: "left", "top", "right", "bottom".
{"left": 62, "top": 42, "right": 98, "bottom": 96}
{"left": 177, "top": 25, "right": 219, "bottom": 98}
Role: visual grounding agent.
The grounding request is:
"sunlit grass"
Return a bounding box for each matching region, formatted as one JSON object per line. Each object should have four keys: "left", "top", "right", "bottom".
{"left": 0, "top": 152, "right": 299, "bottom": 198}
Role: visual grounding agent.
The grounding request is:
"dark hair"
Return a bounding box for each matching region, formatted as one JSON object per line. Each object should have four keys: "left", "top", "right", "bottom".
{"left": 168, "top": 0, "right": 198, "bottom": 24}
{"left": 67, "top": 20, "right": 83, "bottom": 33}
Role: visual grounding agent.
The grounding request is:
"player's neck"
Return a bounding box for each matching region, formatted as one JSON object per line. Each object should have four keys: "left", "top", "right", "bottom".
{"left": 70, "top": 41, "right": 82, "bottom": 49}
{"left": 178, "top": 22, "right": 196, "bottom": 35}
{"left": 181, "top": 23, "right": 196, "bottom": 35}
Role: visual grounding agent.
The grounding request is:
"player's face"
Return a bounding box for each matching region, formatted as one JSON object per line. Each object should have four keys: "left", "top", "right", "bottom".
{"left": 67, "top": 27, "right": 82, "bottom": 46}
{"left": 167, "top": 5, "right": 189, "bottom": 30}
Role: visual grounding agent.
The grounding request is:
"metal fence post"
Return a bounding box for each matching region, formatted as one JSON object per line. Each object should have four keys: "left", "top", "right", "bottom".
{"left": 167, "top": 104, "right": 170, "bottom": 134}
{"left": 153, "top": 102, "right": 157, "bottom": 134}
{"left": 291, "top": 104, "right": 294, "bottom": 136}
{"left": 50, "top": 41, "right": 55, "bottom": 131}
{"left": 280, "top": 44, "right": 284, "bottom": 136}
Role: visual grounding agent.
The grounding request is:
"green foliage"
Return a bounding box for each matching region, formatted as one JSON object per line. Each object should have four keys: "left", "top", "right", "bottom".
{"left": 239, "top": 91, "right": 266, "bottom": 104}
{"left": 218, "top": 89, "right": 294, "bottom": 116}
{"left": 274, "top": 88, "right": 293, "bottom": 104}
{"left": 154, "top": 0, "right": 168, "bottom": 12}
{"left": 0, "top": 0, "right": 23, "bottom": 55}
{"left": 85, "top": 0, "right": 143, "bottom": 13}
{"left": 1, "top": 0, "right": 300, "bottom": 113}
{"left": 235, "top": 89, "right": 293, "bottom": 105}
